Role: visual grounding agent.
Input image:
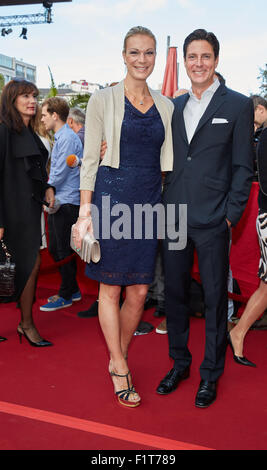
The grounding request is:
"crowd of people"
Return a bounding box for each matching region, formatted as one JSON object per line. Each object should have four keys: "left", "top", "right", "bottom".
{"left": 0, "top": 26, "right": 266, "bottom": 410}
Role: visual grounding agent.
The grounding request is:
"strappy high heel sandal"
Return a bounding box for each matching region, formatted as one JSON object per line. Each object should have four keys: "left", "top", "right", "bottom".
{"left": 17, "top": 323, "right": 53, "bottom": 347}
{"left": 110, "top": 370, "right": 141, "bottom": 408}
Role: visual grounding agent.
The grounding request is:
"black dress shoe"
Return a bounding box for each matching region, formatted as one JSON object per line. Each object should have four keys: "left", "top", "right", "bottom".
{"left": 156, "top": 367, "right": 190, "bottom": 395}
{"left": 134, "top": 321, "right": 154, "bottom": 336}
{"left": 77, "top": 300, "right": 99, "bottom": 318}
{"left": 195, "top": 380, "right": 217, "bottom": 408}
{"left": 0, "top": 336, "right": 7, "bottom": 342}
{"left": 227, "top": 332, "right": 256, "bottom": 367}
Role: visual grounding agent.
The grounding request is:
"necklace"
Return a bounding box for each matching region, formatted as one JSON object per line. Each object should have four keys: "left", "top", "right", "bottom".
{"left": 124, "top": 84, "right": 147, "bottom": 105}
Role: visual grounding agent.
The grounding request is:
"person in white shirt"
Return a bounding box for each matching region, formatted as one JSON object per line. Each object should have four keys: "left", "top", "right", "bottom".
{"left": 156, "top": 29, "right": 254, "bottom": 408}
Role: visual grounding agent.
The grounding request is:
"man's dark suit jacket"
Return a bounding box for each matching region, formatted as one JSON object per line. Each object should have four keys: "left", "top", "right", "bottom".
{"left": 163, "top": 83, "right": 254, "bottom": 229}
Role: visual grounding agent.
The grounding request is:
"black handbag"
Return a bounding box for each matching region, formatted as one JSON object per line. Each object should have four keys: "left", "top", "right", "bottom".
{"left": 0, "top": 239, "right": 15, "bottom": 297}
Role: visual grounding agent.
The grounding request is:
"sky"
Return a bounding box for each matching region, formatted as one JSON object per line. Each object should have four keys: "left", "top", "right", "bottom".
{"left": 0, "top": 0, "right": 266, "bottom": 95}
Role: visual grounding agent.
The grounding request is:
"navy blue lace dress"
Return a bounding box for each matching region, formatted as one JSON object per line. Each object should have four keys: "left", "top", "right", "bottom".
{"left": 85, "top": 97, "right": 165, "bottom": 285}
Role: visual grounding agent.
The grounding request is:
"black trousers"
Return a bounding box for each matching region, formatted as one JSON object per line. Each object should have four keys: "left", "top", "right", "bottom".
{"left": 48, "top": 204, "right": 79, "bottom": 300}
{"left": 163, "top": 220, "right": 230, "bottom": 382}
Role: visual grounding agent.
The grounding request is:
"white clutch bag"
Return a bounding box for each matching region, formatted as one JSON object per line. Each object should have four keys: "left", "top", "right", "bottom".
{"left": 70, "top": 225, "right": 101, "bottom": 263}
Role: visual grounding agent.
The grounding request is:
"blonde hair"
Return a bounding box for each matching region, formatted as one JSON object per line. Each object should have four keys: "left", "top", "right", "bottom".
{"left": 123, "top": 26, "right": 157, "bottom": 52}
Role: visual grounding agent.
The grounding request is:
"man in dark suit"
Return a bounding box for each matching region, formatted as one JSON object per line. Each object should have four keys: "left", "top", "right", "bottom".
{"left": 156, "top": 29, "right": 254, "bottom": 407}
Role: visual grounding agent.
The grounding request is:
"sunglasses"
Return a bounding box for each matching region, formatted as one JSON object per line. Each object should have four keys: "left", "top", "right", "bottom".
{"left": 12, "top": 78, "right": 34, "bottom": 84}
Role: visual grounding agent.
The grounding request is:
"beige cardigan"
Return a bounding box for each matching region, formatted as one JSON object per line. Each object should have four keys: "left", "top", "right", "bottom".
{"left": 80, "top": 80, "right": 174, "bottom": 191}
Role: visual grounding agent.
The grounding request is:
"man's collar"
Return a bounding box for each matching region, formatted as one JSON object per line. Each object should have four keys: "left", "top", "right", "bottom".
{"left": 189, "top": 78, "right": 220, "bottom": 100}
{"left": 54, "top": 122, "right": 67, "bottom": 139}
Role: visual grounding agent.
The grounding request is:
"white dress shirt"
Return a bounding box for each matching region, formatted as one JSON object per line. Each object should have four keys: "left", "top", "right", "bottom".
{"left": 183, "top": 78, "right": 220, "bottom": 143}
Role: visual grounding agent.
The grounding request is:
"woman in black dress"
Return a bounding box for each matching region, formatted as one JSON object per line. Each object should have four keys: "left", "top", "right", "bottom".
{"left": 228, "top": 126, "right": 267, "bottom": 366}
{"left": 0, "top": 79, "right": 54, "bottom": 347}
{"left": 73, "top": 27, "right": 174, "bottom": 407}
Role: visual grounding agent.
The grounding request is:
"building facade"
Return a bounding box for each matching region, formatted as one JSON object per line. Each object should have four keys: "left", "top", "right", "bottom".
{"left": 0, "top": 52, "right": 36, "bottom": 83}
{"left": 39, "top": 80, "right": 103, "bottom": 102}
{"left": 70, "top": 80, "right": 102, "bottom": 94}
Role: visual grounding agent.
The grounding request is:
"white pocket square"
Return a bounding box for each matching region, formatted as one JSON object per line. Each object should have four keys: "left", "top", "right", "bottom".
{"left": 212, "top": 118, "right": 229, "bottom": 124}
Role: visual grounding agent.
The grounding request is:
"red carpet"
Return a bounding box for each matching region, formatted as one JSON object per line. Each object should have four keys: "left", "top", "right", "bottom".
{"left": 0, "top": 255, "right": 267, "bottom": 451}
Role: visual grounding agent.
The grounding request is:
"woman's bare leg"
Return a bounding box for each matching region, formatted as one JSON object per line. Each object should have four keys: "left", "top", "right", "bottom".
{"left": 98, "top": 283, "right": 124, "bottom": 366}
{"left": 98, "top": 282, "right": 144, "bottom": 403}
{"left": 230, "top": 280, "right": 267, "bottom": 356}
{"left": 120, "top": 284, "right": 148, "bottom": 359}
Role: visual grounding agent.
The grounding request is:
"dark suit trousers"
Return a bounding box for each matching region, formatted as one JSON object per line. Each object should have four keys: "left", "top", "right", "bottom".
{"left": 48, "top": 204, "right": 79, "bottom": 300}
{"left": 163, "top": 220, "right": 229, "bottom": 382}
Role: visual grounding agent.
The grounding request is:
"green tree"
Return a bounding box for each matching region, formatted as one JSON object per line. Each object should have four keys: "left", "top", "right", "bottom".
{"left": 258, "top": 64, "right": 267, "bottom": 99}
{"left": 68, "top": 93, "right": 90, "bottom": 110}
{"left": 0, "top": 73, "right": 5, "bottom": 93}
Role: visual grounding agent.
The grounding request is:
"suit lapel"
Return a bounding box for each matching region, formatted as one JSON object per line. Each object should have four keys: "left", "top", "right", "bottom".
{"left": 192, "top": 84, "right": 227, "bottom": 140}
{"left": 173, "top": 93, "right": 190, "bottom": 144}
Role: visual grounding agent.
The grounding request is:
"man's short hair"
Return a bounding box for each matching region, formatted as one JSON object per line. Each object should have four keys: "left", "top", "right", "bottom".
{"left": 183, "top": 29, "right": 220, "bottom": 59}
{"left": 215, "top": 72, "right": 225, "bottom": 85}
{"left": 251, "top": 95, "right": 267, "bottom": 110}
{"left": 68, "top": 107, "right": 85, "bottom": 126}
{"left": 42, "top": 97, "right": 69, "bottom": 122}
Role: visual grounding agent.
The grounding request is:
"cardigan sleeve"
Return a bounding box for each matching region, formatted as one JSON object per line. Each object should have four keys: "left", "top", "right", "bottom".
{"left": 80, "top": 91, "right": 104, "bottom": 192}
{"left": 155, "top": 93, "right": 174, "bottom": 172}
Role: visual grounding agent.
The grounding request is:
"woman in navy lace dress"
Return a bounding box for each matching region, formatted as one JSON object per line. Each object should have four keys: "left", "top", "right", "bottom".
{"left": 73, "top": 27, "right": 174, "bottom": 407}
